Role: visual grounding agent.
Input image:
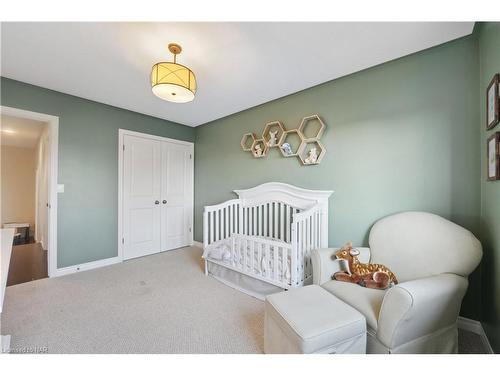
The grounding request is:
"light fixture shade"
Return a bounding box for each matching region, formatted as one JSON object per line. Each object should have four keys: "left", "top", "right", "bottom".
{"left": 151, "top": 62, "right": 197, "bottom": 103}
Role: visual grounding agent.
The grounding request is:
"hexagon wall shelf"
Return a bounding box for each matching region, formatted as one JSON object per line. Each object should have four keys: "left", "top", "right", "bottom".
{"left": 241, "top": 132, "right": 256, "bottom": 151}
{"left": 263, "top": 121, "right": 286, "bottom": 148}
{"left": 298, "top": 115, "right": 325, "bottom": 140}
{"left": 298, "top": 139, "right": 326, "bottom": 165}
{"left": 240, "top": 115, "right": 327, "bottom": 164}
{"left": 279, "top": 129, "right": 304, "bottom": 157}
{"left": 251, "top": 138, "right": 268, "bottom": 158}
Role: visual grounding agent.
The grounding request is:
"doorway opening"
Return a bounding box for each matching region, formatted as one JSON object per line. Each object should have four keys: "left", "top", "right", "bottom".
{"left": 1, "top": 106, "right": 59, "bottom": 283}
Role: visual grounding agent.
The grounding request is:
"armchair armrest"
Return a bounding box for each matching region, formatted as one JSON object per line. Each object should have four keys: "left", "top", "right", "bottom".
{"left": 311, "top": 247, "right": 371, "bottom": 285}
{"left": 377, "top": 273, "right": 468, "bottom": 349}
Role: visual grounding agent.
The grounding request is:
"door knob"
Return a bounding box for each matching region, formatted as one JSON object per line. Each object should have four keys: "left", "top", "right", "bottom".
{"left": 162, "top": 200, "right": 167, "bottom": 204}
{"left": 155, "top": 200, "right": 160, "bottom": 205}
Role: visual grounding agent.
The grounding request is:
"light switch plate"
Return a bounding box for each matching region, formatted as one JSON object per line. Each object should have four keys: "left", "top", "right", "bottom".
{"left": 57, "top": 184, "right": 65, "bottom": 193}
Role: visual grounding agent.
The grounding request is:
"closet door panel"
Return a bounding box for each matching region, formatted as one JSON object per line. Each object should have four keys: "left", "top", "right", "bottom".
{"left": 161, "top": 142, "right": 191, "bottom": 251}
{"left": 123, "top": 135, "right": 162, "bottom": 260}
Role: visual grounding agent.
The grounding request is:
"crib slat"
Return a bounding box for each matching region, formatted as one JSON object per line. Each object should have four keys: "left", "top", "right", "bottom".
{"left": 273, "top": 245, "right": 279, "bottom": 281}
{"left": 244, "top": 238, "right": 247, "bottom": 271}
{"left": 316, "top": 211, "right": 320, "bottom": 249}
{"left": 280, "top": 203, "right": 285, "bottom": 241}
{"left": 291, "top": 222, "right": 297, "bottom": 286}
{"left": 224, "top": 207, "right": 228, "bottom": 239}
{"left": 229, "top": 205, "right": 232, "bottom": 237}
{"left": 273, "top": 202, "right": 279, "bottom": 239}
{"left": 255, "top": 206, "right": 258, "bottom": 236}
{"left": 282, "top": 246, "right": 287, "bottom": 283}
{"left": 285, "top": 205, "right": 290, "bottom": 243}
{"left": 216, "top": 210, "right": 220, "bottom": 242}
{"left": 301, "top": 220, "right": 305, "bottom": 281}
{"left": 210, "top": 212, "right": 214, "bottom": 244}
{"left": 306, "top": 216, "right": 311, "bottom": 276}
{"left": 264, "top": 203, "right": 268, "bottom": 237}
{"left": 251, "top": 239, "right": 255, "bottom": 273}
{"left": 265, "top": 243, "right": 271, "bottom": 277}
{"left": 231, "top": 236, "right": 236, "bottom": 267}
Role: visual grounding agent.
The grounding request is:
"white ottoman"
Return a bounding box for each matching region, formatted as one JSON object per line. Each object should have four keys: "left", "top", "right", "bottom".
{"left": 264, "top": 285, "right": 366, "bottom": 354}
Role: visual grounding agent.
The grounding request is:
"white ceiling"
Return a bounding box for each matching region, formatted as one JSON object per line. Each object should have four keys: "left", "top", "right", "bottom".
{"left": 1, "top": 22, "right": 474, "bottom": 127}
{"left": 1, "top": 114, "right": 46, "bottom": 148}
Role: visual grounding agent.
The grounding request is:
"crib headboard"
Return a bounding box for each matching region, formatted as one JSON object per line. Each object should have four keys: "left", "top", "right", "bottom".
{"left": 234, "top": 182, "right": 333, "bottom": 212}
{"left": 203, "top": 182, "right": 333, "bottom": 250}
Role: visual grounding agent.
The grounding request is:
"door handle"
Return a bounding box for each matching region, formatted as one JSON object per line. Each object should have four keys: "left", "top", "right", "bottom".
{"left": 155, "top": 200, "right": 160, "bottom": 205}
{"left": 162, "top": 200, "right": 167, "bottom": 204}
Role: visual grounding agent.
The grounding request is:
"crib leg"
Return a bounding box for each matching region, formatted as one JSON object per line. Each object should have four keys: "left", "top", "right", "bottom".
{"left": 204, "top": 260, "right": 208, "bottom": 275}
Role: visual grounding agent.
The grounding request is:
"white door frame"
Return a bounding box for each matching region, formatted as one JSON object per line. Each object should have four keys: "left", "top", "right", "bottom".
{"left": 118, "top": 129, "right": 194, "bottom": 261}
{"left": 1, "top": 106, "right": 59, "bottom": 277}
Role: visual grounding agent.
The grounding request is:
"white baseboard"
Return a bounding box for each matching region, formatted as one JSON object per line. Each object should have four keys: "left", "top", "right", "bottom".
{"left": 52, "top": 256, "right": 122, "bottom": 277}
{"left": 458, "top": 316, "right": 494, "bottom": 354}
{"left": 191, "top": 241, "right": 203, "bottom": 248}
{"left": 1, "top": 335, "right": 11, "bottom": 354}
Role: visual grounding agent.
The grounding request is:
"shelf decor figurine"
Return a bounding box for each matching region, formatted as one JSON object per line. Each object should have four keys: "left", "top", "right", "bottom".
{"left": 267, "top": 130, "right": 278, "bottom": 147}
{"left": 304, "top": 147, "right": 318, "bottom": 164}
{"left": 253, "top": 143, "right": 263, "bottom": 157}
{"left": 281, "top": 142, "right": 293, "bottom": 156}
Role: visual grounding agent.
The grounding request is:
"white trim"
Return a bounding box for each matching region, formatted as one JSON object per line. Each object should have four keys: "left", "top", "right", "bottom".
{"left": 118, "top": 129, "right": 194, "bottom": 147}
{"left": 118, "top": 128, "right": 195, "bottom": 261}
{"left": 0, "top": 106, "right": 59, "bottom": 278}
{"left": 458, "top": 316, "right": 494, "bottom": 354}
{"left": 192, "top": 240, "right": 203, "bottom": 248}
{"left": 1, "top": 335, "right": 11, "bottom": 354}
{"left": 52, "top": 256, "right": 122, "bottom": 278}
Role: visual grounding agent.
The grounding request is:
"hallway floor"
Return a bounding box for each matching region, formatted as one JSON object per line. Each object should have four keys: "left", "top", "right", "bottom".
{"left": 7, "top": 242, "right": 48, "bottom": 286}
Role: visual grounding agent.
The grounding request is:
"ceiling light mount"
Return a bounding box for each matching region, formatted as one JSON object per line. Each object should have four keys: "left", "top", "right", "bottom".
{"left": 151, "top": 42, "right": 197, "bottom": 103}
{"left": 168, "top": 43, "right": 182, "bottom": 61}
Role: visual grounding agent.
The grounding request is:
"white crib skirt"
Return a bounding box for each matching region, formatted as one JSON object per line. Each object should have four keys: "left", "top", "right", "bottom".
{"left": 207, "top": 261, "right": 285, "bottom": 300}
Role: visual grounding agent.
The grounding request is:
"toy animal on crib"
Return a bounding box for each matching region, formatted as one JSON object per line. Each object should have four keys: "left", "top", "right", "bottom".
{"left": 332, "top": 241, "right": 398, "bottom": 289}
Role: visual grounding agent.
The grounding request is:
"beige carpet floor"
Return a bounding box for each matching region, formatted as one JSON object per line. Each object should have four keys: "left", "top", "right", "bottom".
{"left": 1, "top": 246, "right": 489, "bottom": 354}
{"left": 1, "top": 246, "right": 264, "bottom": 353}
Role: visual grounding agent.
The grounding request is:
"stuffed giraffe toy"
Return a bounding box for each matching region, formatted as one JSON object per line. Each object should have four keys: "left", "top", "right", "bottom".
{"left": 332, "top": 241, "right": 398, "bottom": 289}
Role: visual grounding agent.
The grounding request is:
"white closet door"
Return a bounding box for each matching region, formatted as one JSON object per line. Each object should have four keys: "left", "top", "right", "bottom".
{"left": 123, "top": 135, "right": 162, "bottom": 260}
{"left": 161, "top": 141, "right": 192, "bottom": 251}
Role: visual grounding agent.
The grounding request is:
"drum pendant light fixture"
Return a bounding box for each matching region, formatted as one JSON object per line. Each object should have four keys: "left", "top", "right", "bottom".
{"left": 151, "top": 43, "right": 197, "bottom": 103}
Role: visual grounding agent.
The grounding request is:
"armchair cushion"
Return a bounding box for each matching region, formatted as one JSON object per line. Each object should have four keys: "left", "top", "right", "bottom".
{"left": 377, "top": 273, "right": 468, "bottom": 349}
{"left": 322, "top": 280, "right": 386, "bottom": 330}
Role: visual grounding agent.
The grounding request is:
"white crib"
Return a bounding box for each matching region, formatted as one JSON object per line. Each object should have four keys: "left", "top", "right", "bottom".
{"left": 202, "top": 182, "right": 333, "bottom": 298}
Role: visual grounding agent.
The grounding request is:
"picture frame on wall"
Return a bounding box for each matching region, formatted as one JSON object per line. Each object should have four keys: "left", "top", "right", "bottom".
{"left": 487, "top": 74, "right": 499, "bottom": 130}
{"left": 487, "top": 132, "right": 500, "bottom": 181}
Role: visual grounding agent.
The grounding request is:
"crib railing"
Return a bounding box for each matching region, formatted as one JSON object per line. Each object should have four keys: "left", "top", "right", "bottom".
{"left": 230, "top": 234, "right": 293, "bottom": 288}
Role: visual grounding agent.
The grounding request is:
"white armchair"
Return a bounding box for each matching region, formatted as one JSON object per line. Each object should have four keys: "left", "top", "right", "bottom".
{"left": 311, "top": 212, "right": 482, "bottom": 354}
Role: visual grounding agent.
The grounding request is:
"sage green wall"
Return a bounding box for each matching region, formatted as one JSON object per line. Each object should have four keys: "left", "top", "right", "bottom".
{"left": 195, "top": 36, "right": 482, "bottom": 319}
{"left": 477, "top": 22, "right": 500, "bottom": 353}
{"left": 0, "top": 77, "right": 195, "bottom": 268}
